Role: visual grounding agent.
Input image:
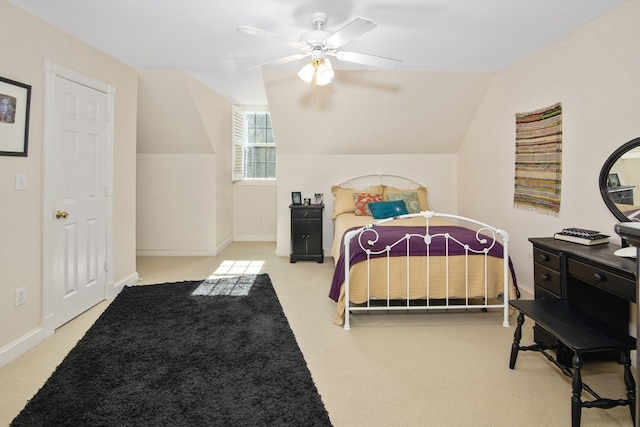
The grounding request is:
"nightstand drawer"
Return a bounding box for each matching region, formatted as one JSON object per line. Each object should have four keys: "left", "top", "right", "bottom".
{"left": 567, "top": 258, "right": 635, "bottom": 302}
{"left": 291, "top": 208, "right": 322, "bottom": 219}
{"left": 533, "top": 247, "right": 560, "bottom": 271}
{"left": 534, "top": 263, "right": 562, "bottom": 297}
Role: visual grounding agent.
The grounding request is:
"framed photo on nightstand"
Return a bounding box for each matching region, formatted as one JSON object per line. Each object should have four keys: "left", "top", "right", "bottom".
{"left": 314, "top": 193, "right": 324, "bottom": 205}
{"left": 291, "top": 192, "right": 302, "bottom": 205}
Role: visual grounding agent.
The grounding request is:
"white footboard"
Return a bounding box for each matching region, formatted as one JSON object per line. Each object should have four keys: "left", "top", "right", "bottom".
{"left": 342, "top": 211, "right": 512, "bottom": 330}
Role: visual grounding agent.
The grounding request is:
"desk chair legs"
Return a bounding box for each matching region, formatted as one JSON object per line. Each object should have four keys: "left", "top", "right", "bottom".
{"left": 509, "top": 310, "right": 636, "bottom": 426}
{"left": 571, "top": 354, "right": 584, "bottom": 427}
{"left": 509, "top": 312, "right": 525, "bottom": 369}
{"left": 570, "top": 351, "right": 636, "bottom": 427}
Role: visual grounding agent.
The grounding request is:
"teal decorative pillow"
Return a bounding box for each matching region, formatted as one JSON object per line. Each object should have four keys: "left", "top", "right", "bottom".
{"left": 385, "top": 191, "right": 420, "bottom": 214}
{"left": 368, "top": 200, "right": 409, "bottom": 219}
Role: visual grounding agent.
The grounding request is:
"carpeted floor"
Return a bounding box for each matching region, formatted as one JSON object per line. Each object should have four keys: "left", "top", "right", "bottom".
{"left": 11, "top": 274, "right": 332, "bottom": 427}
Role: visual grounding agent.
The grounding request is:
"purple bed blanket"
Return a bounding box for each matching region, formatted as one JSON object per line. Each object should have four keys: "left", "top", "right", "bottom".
{"left": 329, "top": 225, "right": 519, "bottom": 301}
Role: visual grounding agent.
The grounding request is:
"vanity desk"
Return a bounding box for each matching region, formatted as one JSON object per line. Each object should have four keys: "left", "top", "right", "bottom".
{"left": 509, "top": 237, "right": 636, "bottom": 426}
{"left": 614, "top": 222, "right": 640, "bottom": 427}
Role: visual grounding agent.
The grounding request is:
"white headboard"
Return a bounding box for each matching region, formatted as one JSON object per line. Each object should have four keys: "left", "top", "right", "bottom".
{"left": 336, "top": 173, "right": 424, "bottom": 190}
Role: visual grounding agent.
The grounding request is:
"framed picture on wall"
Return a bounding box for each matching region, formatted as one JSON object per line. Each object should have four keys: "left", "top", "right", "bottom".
{"left": 291, "top": 192, "right": 302, "bottom": 205}
{"left": 0, "top": 76, "right": 31, "bottom": 157}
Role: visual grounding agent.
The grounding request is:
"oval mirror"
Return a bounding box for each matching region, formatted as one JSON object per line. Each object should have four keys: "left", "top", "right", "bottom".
{"left": 599, "top": 136, "right": 640, "bottom": 222}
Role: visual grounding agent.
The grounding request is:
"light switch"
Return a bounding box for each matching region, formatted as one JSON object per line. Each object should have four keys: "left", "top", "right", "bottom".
{"left": 15, "top": 173, "right": 26, "bottom": 191}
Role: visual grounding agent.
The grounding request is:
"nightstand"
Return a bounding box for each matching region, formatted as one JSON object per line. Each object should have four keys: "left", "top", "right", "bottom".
{"left": 290, "top": 204, "right": 324, "bottom": 263}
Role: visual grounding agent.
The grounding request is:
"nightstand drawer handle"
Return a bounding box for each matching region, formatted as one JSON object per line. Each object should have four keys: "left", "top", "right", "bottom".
{"left": 538, "top": 253, "right": 550, "bottom": 262}
{"left": 540, "top": 273, "right": 551, "bottom": 282}
{"left": 593, "top": 273, "right": 607, "bottom": 283}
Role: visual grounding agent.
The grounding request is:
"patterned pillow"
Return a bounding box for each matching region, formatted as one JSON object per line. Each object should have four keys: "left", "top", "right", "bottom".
{"left": 385, "top": 191, "right": 420, "bottom": 214}
{"left": 382, "top": 185, "right": 430, "bottom": 211}
{"left": 353, "top": 193, "right": 383, "bottom": 216}
{"left": 331, "top": 185, "right": 383, "bottom": 219}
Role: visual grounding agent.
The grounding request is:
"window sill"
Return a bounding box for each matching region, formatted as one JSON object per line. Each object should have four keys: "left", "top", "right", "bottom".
{"left": 234, "top": 179, "right": 276, "bottom": 187}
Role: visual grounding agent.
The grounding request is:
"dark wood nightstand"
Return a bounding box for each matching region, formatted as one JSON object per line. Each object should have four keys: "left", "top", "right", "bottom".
{"left": 289, "top": 204, "right": 324, "bottom": 263}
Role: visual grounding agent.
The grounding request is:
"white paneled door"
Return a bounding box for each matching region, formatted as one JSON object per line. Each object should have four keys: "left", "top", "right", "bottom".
{"left": 51, "top": 75, "right": 108, "bottom": 328}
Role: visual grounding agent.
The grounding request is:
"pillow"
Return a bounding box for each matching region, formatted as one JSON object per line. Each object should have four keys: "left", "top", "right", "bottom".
{"left": 331, "top": 184, "right": 383, "bottom": 219}
{"left": 368, "top": 200, "right": 409, "bottom": 219}
{"left": 384, "top": 191, "right": 420, "bottom": 214}
{"left": 382, "top": 185, "right": 429, "bottom": 211}
{"left": 354, "top": 193, "right": 383, "bottom": 216}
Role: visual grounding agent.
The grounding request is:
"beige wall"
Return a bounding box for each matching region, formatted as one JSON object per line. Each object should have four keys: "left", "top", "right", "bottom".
{"left": 263, "top": 70, "right": 494, "bottom": 256}
{"left": 136, "top": 70, "right": 234, "bottom": 254}
{"left": 0, "top": 0, "right": 137, "bottom": 361}
{"left": 233, "top": 181, "right": 277, "bottom": 242}
{"left": 458, "top": 0, "right": 640, "bottom": 297}
{"left": 274, "top": 154, "right": 458, "bottom": 257}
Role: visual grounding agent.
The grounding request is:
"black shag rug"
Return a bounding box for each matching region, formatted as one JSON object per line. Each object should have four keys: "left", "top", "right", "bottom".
{"left": 11, "top": 274, "right": 332, "bottom": 426}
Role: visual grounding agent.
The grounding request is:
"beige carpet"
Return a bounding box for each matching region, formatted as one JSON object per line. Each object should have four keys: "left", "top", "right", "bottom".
{"left": 0, "top": 242, "right": 634, "bottom": 426}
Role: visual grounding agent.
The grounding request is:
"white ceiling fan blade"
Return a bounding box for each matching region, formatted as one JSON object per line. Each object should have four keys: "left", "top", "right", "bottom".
{"left": 246, "top": 53, "right": 310, "bottom": 70}
{"left": 325, "top": 17, "right": 377, "bottom": 49}
{"left": 237, "top": 26, "right": 303, "bottom": 50}
{"left": 334, "top": 51, "right": 403, "bottom": 69}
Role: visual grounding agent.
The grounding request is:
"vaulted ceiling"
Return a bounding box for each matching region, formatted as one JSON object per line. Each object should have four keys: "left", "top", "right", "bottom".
{"left": 9, "top": 0, "right": 628, "bottom": 105}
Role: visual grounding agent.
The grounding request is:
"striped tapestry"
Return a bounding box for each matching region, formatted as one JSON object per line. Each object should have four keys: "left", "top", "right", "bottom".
{"left": 513, "top": 103, "right": 562, "bottom": 215}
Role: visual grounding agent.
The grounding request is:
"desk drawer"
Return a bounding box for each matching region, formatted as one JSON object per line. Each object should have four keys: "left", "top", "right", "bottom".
{"left": 567, "top": 258, "right": 635, "bottom": 302}
{"left": 534, "top": 263, "right": 562, "bottom": 297}
{"left": 533, "top": 247, "right": 560, "bottom": 271}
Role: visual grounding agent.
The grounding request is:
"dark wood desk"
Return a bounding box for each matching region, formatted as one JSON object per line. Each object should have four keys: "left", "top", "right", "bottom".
{"left": 530, "top": 238, "right": 635, "bottom": 347}
{"left": 614, "top": 222, "right": 640, "bottom": 427}
{"left": 509, "top": 237, "right": 637, "bottom": 426}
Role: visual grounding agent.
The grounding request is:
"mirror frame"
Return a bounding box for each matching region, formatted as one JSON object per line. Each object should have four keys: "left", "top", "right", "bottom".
{"left": 599, "top": 136, "right": 640, "bottom": 222}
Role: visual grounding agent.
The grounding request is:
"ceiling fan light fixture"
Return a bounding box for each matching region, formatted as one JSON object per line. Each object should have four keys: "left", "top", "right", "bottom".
{"left": 297, "top": 63, "right": 316, "bottom": 83}
{"left": 315, "top": 58, "right": 334, "bottom": 86}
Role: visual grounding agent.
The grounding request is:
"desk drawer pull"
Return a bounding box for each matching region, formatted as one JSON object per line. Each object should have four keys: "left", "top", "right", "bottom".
{"left": 593, "top": 273, "right": 607, "bottom": 283}
{"left": 540, "top": 273, "right": 551, "bottom": 282}
{"left": 538, "top": 253, "right": 550, "bottom": 262}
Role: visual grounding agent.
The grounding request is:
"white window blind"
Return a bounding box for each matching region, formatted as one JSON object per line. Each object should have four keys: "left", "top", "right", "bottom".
{"left": 232, "top": 105, "right": 276, "bottom": 181}
{"left": 232, "top": 106, "right": 245, "bottom": 181}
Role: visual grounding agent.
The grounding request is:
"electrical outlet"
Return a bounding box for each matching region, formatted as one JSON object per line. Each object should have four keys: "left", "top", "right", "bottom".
{"left": 15, "top": 287, "right": 26, "bottom": 306}
{"left": 15, "top": 173, "right": 26, "bottom": 191}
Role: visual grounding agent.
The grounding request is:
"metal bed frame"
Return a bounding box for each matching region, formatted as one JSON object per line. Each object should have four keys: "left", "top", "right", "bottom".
{"left": 341, "top": 211, "right": 511, "bottom": 330}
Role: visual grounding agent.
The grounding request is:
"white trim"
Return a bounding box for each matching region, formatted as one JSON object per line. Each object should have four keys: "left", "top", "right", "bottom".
{"left": 136, "top": 250, "right": 218, "bottom": 257}
{"left": 233, "top": 234, "right": 277, "bottom": 242}
{"left": 0, "top": 327, "right": 46, "bottom": 368}
{"left": 42, "top": 61, "right": 115, "bottom": 336}
{"left": 234, "top": 179, "right": 276, "bottom": 187}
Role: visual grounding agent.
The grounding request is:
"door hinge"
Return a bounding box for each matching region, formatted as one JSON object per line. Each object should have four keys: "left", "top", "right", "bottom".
{"left": 104, "top": 186, "right": 110, "bottom": 198}
{"left": 105, "top": 110, "right": 111, "bottom": 122}
{"left": 104, "top": 261, "right": 108, "bottom": 272}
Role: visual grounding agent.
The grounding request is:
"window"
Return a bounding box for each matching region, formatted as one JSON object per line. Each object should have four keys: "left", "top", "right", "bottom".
{"left": 232, "top": 106, "right": 276, "bottom": 181}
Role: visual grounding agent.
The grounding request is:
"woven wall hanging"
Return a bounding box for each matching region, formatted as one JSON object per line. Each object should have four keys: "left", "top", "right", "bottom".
{"left": 513, "top": 102, "right": 562, "bottom": 215}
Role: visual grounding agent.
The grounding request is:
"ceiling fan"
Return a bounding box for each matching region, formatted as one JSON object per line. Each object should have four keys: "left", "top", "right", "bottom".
{"left": 238, "top": 12, "right": 403, "bottom": 86}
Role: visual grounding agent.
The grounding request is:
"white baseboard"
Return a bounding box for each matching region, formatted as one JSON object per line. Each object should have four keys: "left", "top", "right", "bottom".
{"left": 0, "top": 272, "right": 140, "bottom": 369}
{"left": 136, "top": 249, "right": 218, "bottom": 256}
{"left": 233, "top": 235, "right": 277, "bottom": 242}
{"left": 110, "top": 273, "right": 138, "bottom": 296}
{"left": 518, "top": 285, "right": 534, "bottom": 300}
{"left": 0, "top": 327, "right": 46, "bottom": 368}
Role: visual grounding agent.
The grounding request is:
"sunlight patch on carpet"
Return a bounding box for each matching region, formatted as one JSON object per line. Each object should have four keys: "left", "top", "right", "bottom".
{"left": 212, "top": 260, "right": 264, "bottom": 276}
{"left": 192, "top": 274, "right": 256, "bottom": 296}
